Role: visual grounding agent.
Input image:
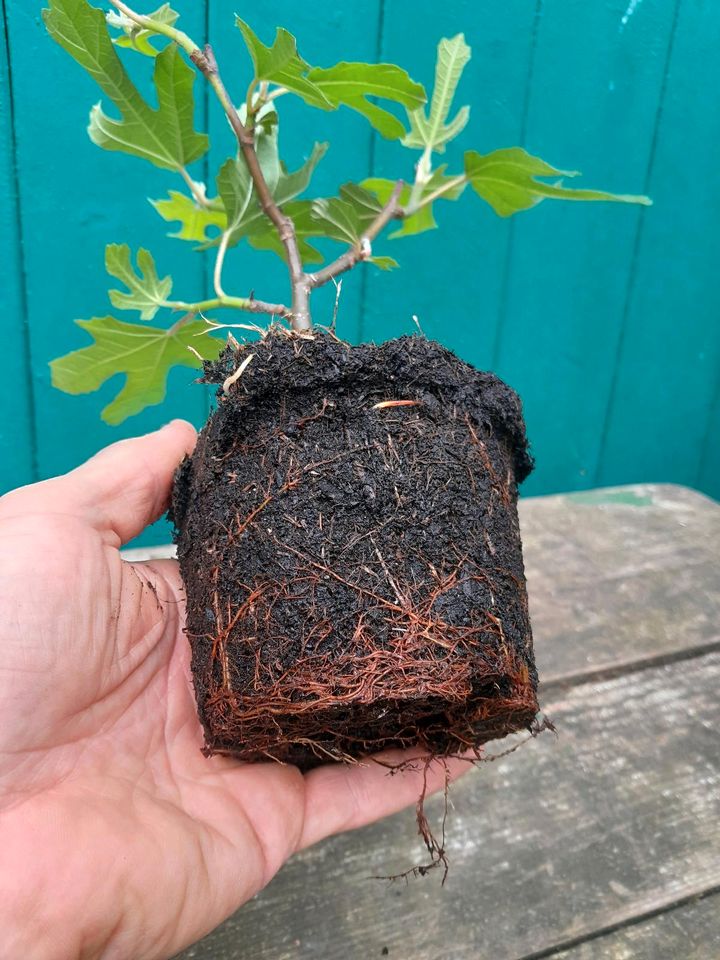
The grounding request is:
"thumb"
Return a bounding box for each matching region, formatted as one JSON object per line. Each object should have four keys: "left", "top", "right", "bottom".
{"left": 0, "top": 420, "right": 197, "bottom": 546}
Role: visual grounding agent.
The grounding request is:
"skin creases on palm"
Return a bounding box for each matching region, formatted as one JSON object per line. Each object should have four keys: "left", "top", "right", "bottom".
{"left": 0, "top": 421, "right": 465, "bottom": 960}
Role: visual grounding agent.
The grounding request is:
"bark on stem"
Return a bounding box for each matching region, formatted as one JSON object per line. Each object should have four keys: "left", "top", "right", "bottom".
{"left": 189, "top": 45, "right": 310, "bottom": 331}
{"left": 168, "top": 296, "right": 292, "bottom": 318}
{"left": 308, "top": 181, "right": 405, "bottom": 290}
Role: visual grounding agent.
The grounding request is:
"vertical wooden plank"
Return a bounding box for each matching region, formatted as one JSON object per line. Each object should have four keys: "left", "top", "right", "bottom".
{"left": 361, "top": 0, "right": 540, "bottom": 363}
{"left": 6, "top": 0, "right": 210, "bottom": 543}
{"left": 597, "top": 0, "right": 720, "bottom": 493}
{"left": 0, "top": 0, "right": 35, "bottom": 494}
{"left": 697, "top": 378, "right": 720, "bottom": 501}
{"left": 493, "top": 0, "right": 679, "bottom": 497}
{"left": 205, "top": 0, "right": 383, "bottom": 342}
{"left": 5, "top": 4, "right": 209, "bottom": 461}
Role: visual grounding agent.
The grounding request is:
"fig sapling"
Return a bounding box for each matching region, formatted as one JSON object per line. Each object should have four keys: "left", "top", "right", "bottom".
{"left": 44, "top": 1, "right": 649, "bottom": 800}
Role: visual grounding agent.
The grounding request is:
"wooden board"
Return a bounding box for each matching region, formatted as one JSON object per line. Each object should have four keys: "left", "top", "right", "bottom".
{"left": 552, "top": 892, "right": 720, "bottom": 960}
{"left": 361, "top": 0, "right": 539, "bottom": 359}
{"left": 173, "top": 488, "right": 720, "bottom": 959}
{"left": 3, "top": 0, "right": 209, "bottom": 547}
{"left": 0, "top": 0, "right": 34, "bottom": 494}
{"left": 177, "top": 649, "right": 720, "bottom": 960}
{"left": 520, "top": 484, "right": 720, "bottom": 685}
{"left": 3, "top": 0, "right": 720, "bottom": 515}
{"left": 596, "top": 0, "right": 720, "bottom": 494}
{"left": 493, "top": 0, "right": 678, "bottom": 499}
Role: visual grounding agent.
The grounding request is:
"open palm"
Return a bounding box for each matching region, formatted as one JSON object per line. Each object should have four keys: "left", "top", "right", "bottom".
{"left": 0, "top": 421, "right": 462, "bottom": 959}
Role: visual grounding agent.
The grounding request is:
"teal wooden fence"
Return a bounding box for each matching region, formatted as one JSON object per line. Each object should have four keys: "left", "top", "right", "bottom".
{"left": 2, "top": 0, "right": 719, "bottom": 544}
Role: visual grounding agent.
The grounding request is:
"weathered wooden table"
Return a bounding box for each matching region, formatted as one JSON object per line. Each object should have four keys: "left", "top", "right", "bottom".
{"left": 172, "top": 484, "right": 720, "bottom": 960}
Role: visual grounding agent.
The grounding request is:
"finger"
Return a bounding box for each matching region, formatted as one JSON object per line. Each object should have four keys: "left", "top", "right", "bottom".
{"left": 299, "top": 748, "right": 473, "bottom": 850}
{"left": 0, "top": 420, "right": 197, "bottom": 546}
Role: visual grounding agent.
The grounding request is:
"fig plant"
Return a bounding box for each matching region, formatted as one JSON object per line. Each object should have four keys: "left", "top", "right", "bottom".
{"left": 43, "top": 0, "right": 650, "bottom": 816}
{"left": 44, "top": 0, "right": 649, "bottom": 421}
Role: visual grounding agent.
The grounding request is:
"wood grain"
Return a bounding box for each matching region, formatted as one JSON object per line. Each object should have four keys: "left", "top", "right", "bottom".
{"left": 550, "top": 892, "right": 720, "bottom": 960}
{"left": 520, "top": 484, "right": 720, "bottom": 685}
{"left": 175, "top": 646, "right": 720, "bottom": 960}
{"left": 490, "top": 0, "right": 678, "bottom": 499}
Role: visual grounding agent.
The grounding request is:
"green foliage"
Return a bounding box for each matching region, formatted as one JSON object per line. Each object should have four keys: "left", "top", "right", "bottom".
{"left": 236, "top": 18, "right": 425, "bottom": 140}
{"left": 151, "top": 191, "right": 226, "bottom": 242}
{"left": 245, "top": 200, "right": 325, "bottom": 264}
{"left": 105, "top": 244, "right": 172, "bottom": 319}
{"left": 307, "top": 63, "right": 426, "bottom": 140}
{"left": 45, "top": 0, "right": 651, "bottom": 422}
{"left": 311, "top": 185, "right": 384, "bottom": 244}
{"left": 464, "top": 148, "right": 653, "bottom": 217}
{"left": 216, "top": 158, "right": 254, "bottom": 237}
{"left": 364, "top": 168, "right": 466, "bottom": 238}
{"left": 44, "top": 0, "right": 207, "bottom": 169}
{"left": 221, "top": 143, "right": 329, "bottom": 250}
{"left": 50, "top": 317, "right": 222, "bottom": 424}
{"left": 235, "top": 19, "right": 330, "bottom": 109}
{"left": 403, "top": 34, "right": 471, "bottom": 153}
{"left": 107, "top": 3, "right": 177, "bottom": 57}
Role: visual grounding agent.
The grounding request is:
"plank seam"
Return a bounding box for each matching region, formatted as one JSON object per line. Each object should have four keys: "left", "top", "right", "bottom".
{"left": 695, "top": 356, "right": 720, "bottom": 488}
{"left": 593, "top": 0, "right": 682, "bottom": 487}
{"left": 514, "top": 882, "right": 720, "bottom": 960}
{"left": 542, "top": 635, "right": 720, "bottom": 702}
{"left": 491, "top": 0, "right": 543, "bottom": 370}
{"left": 1, "top": 0, "right": 39, "bottom": 483}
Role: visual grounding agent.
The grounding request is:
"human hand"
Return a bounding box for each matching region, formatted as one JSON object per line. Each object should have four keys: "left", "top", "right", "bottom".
{"left": 0, "top": 422, "right": 465, "bottom": 959}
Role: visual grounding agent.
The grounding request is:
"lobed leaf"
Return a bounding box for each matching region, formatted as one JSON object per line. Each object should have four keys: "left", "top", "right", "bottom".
{"left": 105, "top": 243, "right": 172, "bottom": 320}
{"left": 368, "top": 255, "right": 399, "bottom": 271}
{"left": 254, "top": 106, "right": 281, "bottom": 195}
{"left": 307, "top": 63, "right": 426, "bottom": 140}
{"left": 464, "top": 147, "right": 652, "bottom": 217}
{"left": 236, "top": 18, "right": 425, "bottom": 139}
{"left": 403, "top": 34, "right": 471, "bottom": 153}
{"left": 50, "top": 316, "right": 222, "bottom": 424}
{"left": 310, "top": 183, "right": 385, "bottom": 244}
{"left": 221, "top": 142, "right": 329, "bottom": 249}
{"left": 236, "top": 18, "right": 332, "bottom": 109}
{"left": 216, "top": 158, "right": 253, "bottom": 234}
{"left": 246, "top": 200, "right": 325, "bottom": 264}
{"left": 151, "top": 191, "right": 226, "bottom": 243}
{"left": 310, "top": 197, "right": 361, "bottom": 245}
{"left": 107, "top": 3, "right": 178, "bottom": 58}
{"left": 44, "top": 0, "right": 207, "bottom": 169}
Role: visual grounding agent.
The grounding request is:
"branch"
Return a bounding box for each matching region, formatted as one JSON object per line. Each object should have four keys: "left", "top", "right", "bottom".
{"left": 108, "top": 0, "right": 310, "bottom": 332}
{"left": 308, "top": 181, "right": 405, "bottom": 289}
{"left": 109, "top": 0, "right": 196, "bottom": 54}
{"left": 166, "top": 295, "right": 292, "bottom": 318}
{"left": 213, "top": 231, "right": 231, "bottom": 298}
{"left": 189, "top": 46, "right": 309, "bottom": 329}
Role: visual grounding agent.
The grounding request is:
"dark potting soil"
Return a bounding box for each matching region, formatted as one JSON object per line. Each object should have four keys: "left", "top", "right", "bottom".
{"left": 172, "top": 331, "right": 539, "bottom": 769}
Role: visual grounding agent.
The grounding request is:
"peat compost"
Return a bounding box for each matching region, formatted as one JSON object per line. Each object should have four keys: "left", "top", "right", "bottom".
{"left": 172, "top": 331, "right": 539, "bottom": 769}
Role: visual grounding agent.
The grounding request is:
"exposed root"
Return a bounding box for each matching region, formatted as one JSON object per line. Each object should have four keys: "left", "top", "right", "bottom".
{"left": 195, "top": 548, "right": 538, "bottom": 765}
{"left": 175, "top": 332, "right": 539, "bottom": 771}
